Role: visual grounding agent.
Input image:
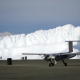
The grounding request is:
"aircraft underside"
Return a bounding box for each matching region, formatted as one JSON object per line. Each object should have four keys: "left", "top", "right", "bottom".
{"left": 45, "top": 54, "right": 76, "bottom": 67}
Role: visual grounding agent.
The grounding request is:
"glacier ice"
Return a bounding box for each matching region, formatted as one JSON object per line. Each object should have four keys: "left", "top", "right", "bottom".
{"left": 0, "top": 24, "right": 80, "bottom": 60}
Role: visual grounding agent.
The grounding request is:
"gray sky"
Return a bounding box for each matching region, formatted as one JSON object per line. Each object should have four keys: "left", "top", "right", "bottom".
{"left": 0, "top": 0, "right": 80, "bottom": 34}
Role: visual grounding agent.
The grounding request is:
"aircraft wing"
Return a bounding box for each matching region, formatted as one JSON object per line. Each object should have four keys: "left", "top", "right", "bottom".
{"left": 22, "top": 52, "right": 80, "bottom": 55}
{"left": 22, "top": 52, "right": 68, "bottom": 55}
{"left": 61, "top": 52, "right": 80, "bottom": 55}
{"left": 22, "top": 53, "right": 46, "bottom": 55}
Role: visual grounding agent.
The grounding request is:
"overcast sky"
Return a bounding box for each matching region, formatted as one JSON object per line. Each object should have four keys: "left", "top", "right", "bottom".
{"left": 0, "top": 0, "right": 80, "bottom": 34}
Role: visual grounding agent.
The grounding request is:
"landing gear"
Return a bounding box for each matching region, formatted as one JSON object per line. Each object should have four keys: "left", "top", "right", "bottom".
{"left": 62, "top": 60, "right": 67, "bottom": 66}
{"left": 64, "top": 63, "right": 67, "bottom": 66}
{"left": 49, "top": 59, "right": 54, "bottom": 67}
{"left": 49, "top": 63, "right": 54, "bottom": 67}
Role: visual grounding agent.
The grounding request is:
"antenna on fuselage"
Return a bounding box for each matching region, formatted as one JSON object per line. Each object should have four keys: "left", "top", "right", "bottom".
{"left": 65, "top": 41, "right": 80, "bottom": 53}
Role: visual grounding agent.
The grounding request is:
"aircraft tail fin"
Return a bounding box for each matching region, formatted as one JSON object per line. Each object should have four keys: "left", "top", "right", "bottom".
{"left": 65, "top": 41, "right": 80, "bottom": 53}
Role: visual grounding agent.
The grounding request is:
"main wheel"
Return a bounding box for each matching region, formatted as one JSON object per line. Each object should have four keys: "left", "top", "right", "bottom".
{"left": 64, "top": 63, "right": 67, "bottom": 66}
{"left": 51, "top": 63, "right": 54, "bottom": 66}
{"left": 49, "top": 63, "right": 51, "bottom": 67}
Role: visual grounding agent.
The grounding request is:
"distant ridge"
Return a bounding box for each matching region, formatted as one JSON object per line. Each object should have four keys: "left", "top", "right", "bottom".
{"left": 0, "top": 32, "right": 13, "bottom": 37}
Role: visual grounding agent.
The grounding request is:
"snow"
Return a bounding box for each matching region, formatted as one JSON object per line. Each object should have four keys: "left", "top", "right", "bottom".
{"left": 0, "top": 24, "right": 80, "bottom": 60}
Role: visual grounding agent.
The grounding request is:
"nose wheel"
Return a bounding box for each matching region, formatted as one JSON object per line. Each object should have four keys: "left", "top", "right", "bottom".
{"left": 49, "top": 59, "right": 55, "bottom": 67}
{"left": 49, "top": 63, "right": 54, "bottom": 67}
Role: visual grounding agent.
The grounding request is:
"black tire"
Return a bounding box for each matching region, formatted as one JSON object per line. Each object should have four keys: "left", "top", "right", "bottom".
{"left": 49, "top": 63, "right": 51, "bottom": 67}
{"left": 64, "top": 63, "right": 67, "bottom": 66}
{"left": 51, "top": 63, "right": 54, "bottom": 66}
